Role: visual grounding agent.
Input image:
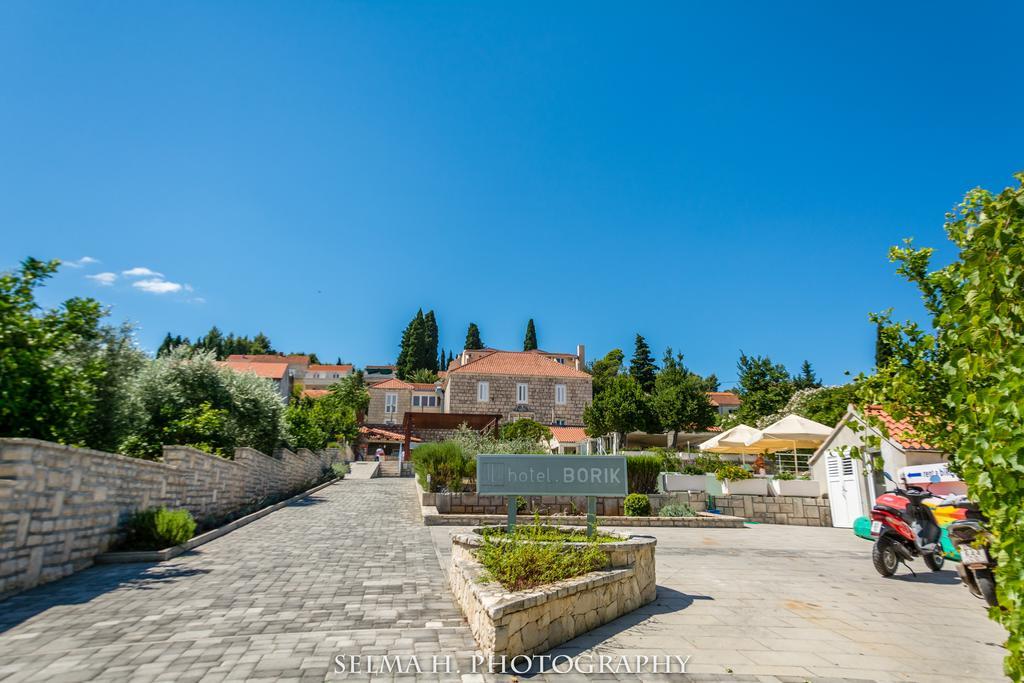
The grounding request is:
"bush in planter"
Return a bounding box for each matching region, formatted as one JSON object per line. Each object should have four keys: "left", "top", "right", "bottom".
{"left": 716, "top": 464, "right": 752, "bottom": 481}
{"left": 123, "top": 507, "right": 196, "bottom": 550}
{"left": 411, "top": 441, "right": 473, "bottom": 492}
{"left": 773, "top": 470, "right": 795, "bottom": 481}
{"left": 624, "top": 493, "right": 652, "bottom": 517}
{"left": 649, "top": 446, "right": 681, "bottom": 473}
{"left": 331, "top": 462, "right": 349, "bottom": 478}
{"left": 626, "top": 455, "right": 662, "bottom": 493}
{"left": 681, "top": 454, "right": 723, "bottom": 475}
{"left": 659, "top": 503, "right": 697, "bottom": 517}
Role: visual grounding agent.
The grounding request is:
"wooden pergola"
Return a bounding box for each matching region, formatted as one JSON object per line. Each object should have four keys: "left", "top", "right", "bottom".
{"left": 401, "top": 412, "right": 501, "bottom": 455}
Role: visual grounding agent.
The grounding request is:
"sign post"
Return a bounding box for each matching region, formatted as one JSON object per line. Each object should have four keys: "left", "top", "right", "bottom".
{"left": 477, "top": 455, "right": 628, "bottom": 538}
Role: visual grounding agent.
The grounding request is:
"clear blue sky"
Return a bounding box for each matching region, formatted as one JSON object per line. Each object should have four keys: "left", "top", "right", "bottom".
{"left": 3, "top": 2, "right": 1021, "bottom": 386}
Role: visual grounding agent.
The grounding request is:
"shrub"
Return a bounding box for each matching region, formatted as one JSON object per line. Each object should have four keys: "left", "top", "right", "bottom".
{"left": 331, "top": 462, "right": 349, "bottom": 478}
{"left": 626, "top": 455, "right": 662, "bottom": 493}
{"left": 475, "top": 531, "right": 608, "bottom": 591}
{"left": 774, "top": 470, "right": 795, "bottom": 481}
{"left": 624, "top": 493, "right": 652, "bottom": 517}
{"left": 500, "top": 418, "right": 553, "bottom": 443}
{"left": 659, "top": 503, "right": 696, "bottom": 517}
{"left": 123, "top": 507, "right": 196, "bottom": 550}
{"left": 649, "top": 446, "right": 681, "bottom": 473}
{"left": 716, "top": 464, "right": 752, "bottom": 481}
{"left": 681, "top": 454, "right": 723, "bottom": 475}
{"left": 411, "top": 441, "right": 473, "bottom": 492}
{"left": 448, "top": 423, "right": 547, "bottom": 459}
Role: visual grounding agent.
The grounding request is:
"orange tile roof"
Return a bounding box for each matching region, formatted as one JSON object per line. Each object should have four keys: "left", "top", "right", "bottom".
{"left": 865, "top": 405, "right": 933, "bottom": 450}
{"left": 359, "top": 425, "right": 421, "bottom": 442}
{"left": 227, "top": 354, "right": 310, "bottom": 366}
{"left": 448, "top": 351, "right": 590, "bottom": 379}
{"left": 549, "top": 426, "right": 589, "bottom": 443}
{"left": 308, "top": 364, "right": 353, "bottom": 373}
{"left": 218, "top": 360, "right": 289, "bottom": 379}
{"left": 301, "top": 389, "right": 331, "bottom": 399}
{"left": 708, "top": 391, "right": 741, "bottom": 407}
{"left": 369, "top": 378, "right": 439, "bottom": 391}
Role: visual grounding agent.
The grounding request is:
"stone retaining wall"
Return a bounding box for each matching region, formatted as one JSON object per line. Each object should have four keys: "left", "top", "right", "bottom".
{"left": 712, "top": 493, "right": 832, "bottom": 526}
{"left": 448, "top": 528, "right": 656, "bottom": 659}
{"left": 0, "top": 438, "right": 338, "bottom": 598}
{"left": 423, "top": 489, "right": 702, "bottom": 517}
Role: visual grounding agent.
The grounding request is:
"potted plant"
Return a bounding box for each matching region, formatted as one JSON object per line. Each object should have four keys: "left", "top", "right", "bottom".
{"left": 770, "top": 470, "right": 823, "bottom": 497}
{"left": 719, "top": 464, "right": 768, "bottom": 495}
{"left": 661, "top": 455, "right": 724, "bottom": 492}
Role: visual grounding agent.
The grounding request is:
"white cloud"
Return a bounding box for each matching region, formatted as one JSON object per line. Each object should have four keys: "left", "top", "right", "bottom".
{"left": 86, "top": 272, "right": 117, "bottom": 286}
{"left": 122, "top": 266, "right": 164, "bottom": 278}
{"left": 64, "top": 256, "right": 100, "bottom": 268}
{"left": 132, "top": 278, "right": 183, "bottom": 294}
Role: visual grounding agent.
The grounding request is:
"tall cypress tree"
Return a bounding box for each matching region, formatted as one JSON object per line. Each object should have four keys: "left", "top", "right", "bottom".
{"left": 464, "top": 323, "right": 483, "bottom": 350}
{"left": 629, "top": 333, "right": 657, "bottom": 393}
{"left": 404, "top": 315, "right": 427, "bottom": 379}
{"left": 523, "top": 319, "right": 538, "bottom": 351}
{"left": 424, "top": 310, "right": 439, "bottom": 371}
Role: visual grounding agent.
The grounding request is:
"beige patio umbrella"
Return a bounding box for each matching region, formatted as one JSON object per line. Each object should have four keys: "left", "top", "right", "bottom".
{"left": 743, "top": 414, "right": 833, "bottom": 451}
{"left": 699, "top": 424, "right": 769, "bottom": 455}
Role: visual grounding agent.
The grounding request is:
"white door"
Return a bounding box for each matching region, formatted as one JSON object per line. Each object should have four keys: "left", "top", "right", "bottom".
{"left": 825, "top": 452, "right": 863, "bottom": 528}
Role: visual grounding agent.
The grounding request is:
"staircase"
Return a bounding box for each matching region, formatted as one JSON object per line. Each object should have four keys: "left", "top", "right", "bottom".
{"left": 378, "top": 460, "right": 403, "bottom": 477}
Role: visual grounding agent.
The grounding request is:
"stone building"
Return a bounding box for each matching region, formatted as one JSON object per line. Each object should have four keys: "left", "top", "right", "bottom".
{"left": 442, "top": 350, "right": 592, "bottom": 426}
{"left": 365, "top": 378, "right": 442, "bottom": 426}
{"left": 302, "top": 363, "right": 354, "bottom": 390}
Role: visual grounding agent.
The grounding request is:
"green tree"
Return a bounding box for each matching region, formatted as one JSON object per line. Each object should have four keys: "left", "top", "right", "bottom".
{"left": 523, "top": 318, "right": 538, "bottom": 351}
{"left": 464, "top": 322, "right": 483, "bottom": 350}
{"left": 652, "top": 350, "right": 716, "bottom": 445}
{"left": 874, "top": 320, "right": 894, "bottom": 369}
{"left": 195, "top": 326, "right": 225, "bottom": 358}
{"left": 500, "top": 418, "right": 553, "bottom": 443}
{"left": 792, "top": 360, "right": 821, "bottom": 390}
{"left": 583, "top": 375, "right": 651, "bottom": 449}
{"left": 251, "top": 331, "right": 273, "bottom": 354}
{"left": 862, "top": 174, "right": 1024, "bottom": 679}
{"left": 629, "top": 334, "right": 657, "bottom": 393}
{"left": 734, "top": 353, "right": 793, "bottom": 424}
{"left": 589, "top": 348, "right": 624, "bottom": 395}
{"left": 424, "top": 310, "right": 439, "bottom": 371}
{"left": 408, "top": 368, "right": 439, "bottom": 384}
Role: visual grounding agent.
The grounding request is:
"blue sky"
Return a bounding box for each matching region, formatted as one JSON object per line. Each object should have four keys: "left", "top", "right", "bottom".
{"left": 2, "top": 2, "right": 1021, "bottom": 386}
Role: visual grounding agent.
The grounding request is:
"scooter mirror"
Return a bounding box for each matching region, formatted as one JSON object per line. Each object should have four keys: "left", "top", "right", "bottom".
{"left": 883, "top": 471, "right": 896, "bottom": 484}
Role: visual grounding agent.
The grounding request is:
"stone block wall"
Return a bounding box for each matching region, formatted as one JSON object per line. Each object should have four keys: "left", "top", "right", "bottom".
{"left": 424, "top": 489, "right": 701, "bottom": 516}
{"left": 0, "top": 438, "right": 337, "bottom": 598}
{"left": 712, "top": 493, "right": 832, "bottom": 526}
{"left": 445, "top": 373, "right": 592, "bottom": 425}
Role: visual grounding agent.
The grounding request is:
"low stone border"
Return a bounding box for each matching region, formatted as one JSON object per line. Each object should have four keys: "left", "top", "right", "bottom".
{"left": 96, "top": 478, "right": 341, "bottom": 564}
{"left": 449, "top": 527, "right": 657, "bottom": 659}
{"left": 422, "top": 510, "right": 745, "bottom": 528}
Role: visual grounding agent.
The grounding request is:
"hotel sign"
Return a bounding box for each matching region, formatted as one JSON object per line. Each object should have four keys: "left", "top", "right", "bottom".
{"left": 476, "top": 455, "right": 628, "bottom": 497}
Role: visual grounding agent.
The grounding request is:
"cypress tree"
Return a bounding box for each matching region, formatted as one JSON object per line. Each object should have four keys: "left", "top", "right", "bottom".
{"left": 424, "top": 310, "right": 439, "bottom": 371}
{"left": 464, "top": 323, "right": 483, "bottom": 350}
{"left": 404, "top": 315, "right": 427, "bottom": 379}
{"left": 523, "top": 319, "right": 538, "bottom": 351}
{"left": 396, "top": 315, "right": 415, "bottom": 379}
{"left": 629, "top": 333, "right": 657, "bottom": 393}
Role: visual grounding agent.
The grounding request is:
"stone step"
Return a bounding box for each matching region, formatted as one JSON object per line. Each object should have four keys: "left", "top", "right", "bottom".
{"left": 347, "top": 462, "right": 380, "bottom": 479}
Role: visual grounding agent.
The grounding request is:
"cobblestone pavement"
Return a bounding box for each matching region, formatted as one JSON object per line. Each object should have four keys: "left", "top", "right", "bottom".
{"left": 0, "top": 480, "right": 483, "bottom": 682}
{"left": 433, "top": 523, "right": 1009, "bottom": 682}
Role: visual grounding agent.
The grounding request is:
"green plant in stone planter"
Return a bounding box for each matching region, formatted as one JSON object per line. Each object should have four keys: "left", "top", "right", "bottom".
{"left": 659, "top": 503, "right": 696, "bottom": 517}
{"left": 716, "top": 464, "right": 752, "bottom": 481}
{"left": 123, "top": 507, "right": 196, "bottom": 550}
{"left": 623, "top": 493, "right": 652, "bottom": 517}
{"left": 774, "top": 470, "right": 795, "bottom": 481}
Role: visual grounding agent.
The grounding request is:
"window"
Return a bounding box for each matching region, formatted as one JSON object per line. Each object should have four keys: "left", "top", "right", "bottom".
{"left": 555, "top": 358, "right": 564, "bottom": 364}
{"left": 517, "top": 383, "right": 529, "bottom": 404}
{"left": 477, "top": 381, "right": 489, "bottom": 402}
{"left": 555, "top": 384, "right": 566, "bottom": 405}
{"left": 553, "top": 419, "right": 566, "bottom": 426}
{"left": 413, "top": 395, "right": 436, "bottom": 408}
{"left": 384, "top": 393, "right": 397, "bottom": 413}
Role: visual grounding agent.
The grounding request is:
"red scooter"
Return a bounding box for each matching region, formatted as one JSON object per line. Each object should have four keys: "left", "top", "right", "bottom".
{"left": 869, "top": 472, "right": 945, "bottom": 576}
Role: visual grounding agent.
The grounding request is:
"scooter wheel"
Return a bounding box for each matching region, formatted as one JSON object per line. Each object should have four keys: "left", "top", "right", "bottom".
{"left": 924, "top": 548, "right": 944, "bottom": 571}
{"left": 873, "top": 537, "right": 899, "bottom": 577}
{"left": 975, "top": 569, "right": 999, "bottom": 608}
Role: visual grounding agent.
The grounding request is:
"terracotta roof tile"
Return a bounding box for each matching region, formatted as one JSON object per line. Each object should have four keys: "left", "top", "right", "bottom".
{"left": 226, "top": 354, "right": 310, "bottom": 366}
{"left": 218, "top": 360, "right": 289, "bottom": 380}
{"left": 448, "top": 351, "right": 590, "bottom": 379}
{"left": 549, "top": 426, "right": 589, "bottom": 443}
{"left": 359, "top": 425, "right": 421, "bottom": 442}
{"left": 865, "top": 405, "right": 933, "bottom": 450}
{"left": 369, "top": 379, "right": 440, "bottom": 391}
{"left": 708, "top": 392, "right": 742, "bottom": 407}
{"left": 308, "top": 364, "right": 353, "bottom": 373}
{"left": 301, "top": 389, "right": 331, "bottom": 399}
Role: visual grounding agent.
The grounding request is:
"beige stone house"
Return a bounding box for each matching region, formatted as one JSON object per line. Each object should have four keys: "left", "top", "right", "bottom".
{"left": 365, "top": 378, "right": 442, "bottom": 426}
{"left": 302, "top": 364, "right": 354, "bottom": 390}
{"left": 442, "top": 350, "right": 592, "bottom": 426}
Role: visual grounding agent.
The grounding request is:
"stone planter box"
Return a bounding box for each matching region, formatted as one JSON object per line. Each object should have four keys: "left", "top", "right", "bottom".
{"left": 769, "top": 479, "right": 823, "bottom": 497}
{"left": 660, "top": 473, "right": 714, "bottom": 492}
{"left": 722, "top": 478, "right": 769, "bottom": 496}
{"left": 448, "top": 527, "right": 656, "bottom": 660}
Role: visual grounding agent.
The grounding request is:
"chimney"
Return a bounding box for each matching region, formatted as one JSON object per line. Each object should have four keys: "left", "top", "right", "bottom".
{"left": 575, "top": 344, "right": 586, "bottom": 370}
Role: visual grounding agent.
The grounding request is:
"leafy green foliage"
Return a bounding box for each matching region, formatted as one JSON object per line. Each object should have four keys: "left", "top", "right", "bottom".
{"left": 447, "top": 423, "right": 547, "bottom": 458}
{"left": 397, "top": 309, "right": 440, "bottom": 378}
{"left": 331, "top": 462, "right": 349, "bottom": 478}
{"left": 286, "top": 373, "right": 367, "bottom": 451}
{"left": 625, "top": 455, "right": 662, "bottom": 493}
{"left": 648, "top": 446, "right": 681, "bottom": 473}
{"left": 652, "top": 349, "right": 717, "bottom": 441}
{"left": 733, "top": 353, "right": 795, "bottom": 425}
{"left": 755, "top": 384, "right": 856, "bottom": 429}
{"left": 523, "top": 318, "right": 538, "bottom": 351}
{"left": 623, "top": 493, "right": 652, "bottom": 517}
{"left": 0, "top": 258, "right": 145, "bottom": 450}
{"left": 681, "top": 454, "right": 724, "bottom": 475}
{"left": 862, "top": 174, "right": 1024, "bottom": 679}
{"left": 119, "top": 347, "right": 288, "bottom": 459}
{"left": 407, "top": 368, "right": 439, "bottom": 384}
{"left": 122, "top": 507, "right": 197, "bottom": 550}
{"left": 481, "top": 523, "right": 617, "bottom": 544}
{"left": 659, "top": 503, "right": 696, "bottom": 517}
{"left": 475, "top": 529, "right": 608, "bottom": 591}
{"left": 500, "top": 418, "right": 552, "bottom": 443}
{"left": 629, "top": 334, "right": 657, "bottom": 393}
{"left": 158, "top": 327, "right": 276, "bottom": 359}
{"left": 464, "top": 322, "right": 483, "bottom": 350}
{"left": 411, "top": 441, "right": 474, "bottom": 492}
{"left": 716, "top": 464, "right": 752, "bottom": 481}
{"left": 583, "top": 375, "right": 652, "bottom": 441}
{"left": 588, "top": 348, "right": 624, "bottom": 395}
{"left": 773, "top": 470, "right": 795, "bottom": 481}
{"left": 792, "top": 360, "right": 821, "bottom": 390}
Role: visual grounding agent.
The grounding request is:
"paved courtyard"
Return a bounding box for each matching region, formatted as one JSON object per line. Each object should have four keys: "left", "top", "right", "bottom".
{"left": 0, "top": 478, "right": 1009, "bottom": 682}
